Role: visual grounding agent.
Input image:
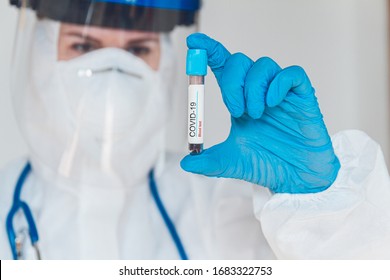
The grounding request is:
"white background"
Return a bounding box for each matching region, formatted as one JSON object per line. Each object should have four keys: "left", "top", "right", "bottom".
{"left": 0, "top": 0, "right": 389, "bottom": 168}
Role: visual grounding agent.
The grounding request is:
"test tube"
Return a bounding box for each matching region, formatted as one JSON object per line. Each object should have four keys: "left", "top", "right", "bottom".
{"left": 186, "top": 49, "right": 207, "bottom": 155}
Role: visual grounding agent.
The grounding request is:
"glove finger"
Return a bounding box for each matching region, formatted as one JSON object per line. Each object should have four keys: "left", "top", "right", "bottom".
{"left": 187, "top": 33, "right": 231, "bottom": 83}
{"left": 180, "top": 144, "right": 227, "bottom": 177}
{"left": 266, "top": 65, "right": 314, "bottom": 107}
{"left": 244, "top": 57, "right": 281, "bottom": 119}
{"left": 220, "top": 53, "right": 253, "bottom": 118}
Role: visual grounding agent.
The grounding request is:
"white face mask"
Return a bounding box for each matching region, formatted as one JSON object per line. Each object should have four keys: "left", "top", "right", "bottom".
{"left": 58, "top": 48, "right": 158, "bottom": 132}
{"left": 20, "top": 20, "right": 174, "bottom": 189}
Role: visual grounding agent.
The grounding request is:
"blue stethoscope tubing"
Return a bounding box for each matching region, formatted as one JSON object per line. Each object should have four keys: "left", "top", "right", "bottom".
{"left": 6, "top": 162, "right": 188, "bottom": 260}
{"left": 6, "top": 162, "right": 40, "bottom": 260}
{"left": 148, "top": 170, "right": 188, "bottom": 260}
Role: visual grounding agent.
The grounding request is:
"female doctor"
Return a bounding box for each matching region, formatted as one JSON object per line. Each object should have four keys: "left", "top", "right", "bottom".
{"left": 1, "top": 0, "right": 390, "bottom": 259}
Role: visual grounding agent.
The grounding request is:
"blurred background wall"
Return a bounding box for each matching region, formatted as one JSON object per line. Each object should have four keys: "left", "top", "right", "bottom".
{"left": 0, "top": 0, "right": 389, "bottom": 168}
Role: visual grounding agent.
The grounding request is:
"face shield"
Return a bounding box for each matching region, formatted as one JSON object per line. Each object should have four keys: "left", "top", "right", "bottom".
{"left": 10, "top": 0, "right": 200, "bottom": 188}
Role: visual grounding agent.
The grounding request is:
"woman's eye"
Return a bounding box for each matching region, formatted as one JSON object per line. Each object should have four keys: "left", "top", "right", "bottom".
{"left": 128, "top": 46, "right": 151, "bottom": 56}
{"left": 71, "top": 43, "right": 95, "bottom": 53}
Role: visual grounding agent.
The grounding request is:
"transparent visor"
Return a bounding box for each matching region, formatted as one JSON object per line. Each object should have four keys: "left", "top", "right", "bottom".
{"left": 11, "top": 3, "right": 198, "bottom": 188}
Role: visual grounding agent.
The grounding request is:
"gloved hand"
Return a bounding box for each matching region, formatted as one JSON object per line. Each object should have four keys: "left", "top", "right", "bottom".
{"left": 180, "top": 33, "right": 340, "bottom": 194}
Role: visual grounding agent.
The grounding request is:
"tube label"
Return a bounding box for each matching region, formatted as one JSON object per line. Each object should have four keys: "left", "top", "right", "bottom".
{"left": 188, "top": 85, "right": 204, "bottom": 144}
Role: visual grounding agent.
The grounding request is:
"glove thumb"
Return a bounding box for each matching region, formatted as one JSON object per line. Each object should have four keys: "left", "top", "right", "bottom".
{"left": 180, "top": 144, "right": 227, "bottom": 177}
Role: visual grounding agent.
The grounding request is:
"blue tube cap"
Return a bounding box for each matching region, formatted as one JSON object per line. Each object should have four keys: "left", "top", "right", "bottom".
{"left": 186, "top": 49, "right": 208, "bottom": 76}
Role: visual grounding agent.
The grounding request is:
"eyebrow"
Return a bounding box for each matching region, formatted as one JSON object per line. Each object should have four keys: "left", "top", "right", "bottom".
{"left": 126, "top": 37, "right": 159, "bottom": 45}
{"left": 64, "top": 31, "right": 159, "bottom": 45}
{"left": 64, "top": 32, "right": 101, "bottom": 45}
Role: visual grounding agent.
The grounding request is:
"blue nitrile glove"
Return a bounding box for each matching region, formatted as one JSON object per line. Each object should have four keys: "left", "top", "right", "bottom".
{"left": 180, "top": 33, "right": 340, "bottom": 194}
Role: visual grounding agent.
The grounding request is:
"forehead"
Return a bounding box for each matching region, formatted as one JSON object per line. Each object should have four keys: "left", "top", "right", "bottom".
{"left": 59, "top": 23, "right": 160, "bottom": 41}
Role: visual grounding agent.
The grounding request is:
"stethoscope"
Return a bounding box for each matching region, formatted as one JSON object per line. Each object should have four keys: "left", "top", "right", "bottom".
{"left": 6, "top": 162, "right": 188, "bottom": 260}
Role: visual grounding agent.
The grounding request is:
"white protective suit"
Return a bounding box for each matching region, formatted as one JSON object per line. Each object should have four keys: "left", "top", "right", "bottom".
{"left": 1, "top": 129, "right": 390, "bottom": 259}
{"left": 2, "top": 7, "right": 390, "bottom": 260}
